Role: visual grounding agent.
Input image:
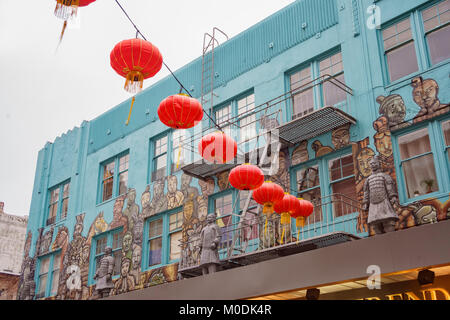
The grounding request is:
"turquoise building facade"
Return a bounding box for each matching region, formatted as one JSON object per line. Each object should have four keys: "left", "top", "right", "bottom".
{"left": 18, "top": 0, "right": 449, "bottom": 300}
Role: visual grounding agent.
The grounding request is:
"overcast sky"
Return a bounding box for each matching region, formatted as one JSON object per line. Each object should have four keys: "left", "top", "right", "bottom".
{"left": 0, "top": 0, "right": 295, "bottom": 216}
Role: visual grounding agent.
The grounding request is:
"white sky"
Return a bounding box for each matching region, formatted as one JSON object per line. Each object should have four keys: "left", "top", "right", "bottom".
{"left": 0, "top": 0, "right": 295, "bottom": 216}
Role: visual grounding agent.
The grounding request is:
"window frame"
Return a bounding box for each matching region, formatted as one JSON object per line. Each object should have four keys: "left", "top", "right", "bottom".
{"left": 286, "top": 48, "right": 347, "bottom": 121}
{"left": 392, "top": 115, "right": 450, "bottom": 204}
{"left": 35, "top": 249, "right": 62, "bottom": 299}
{"left": 45, "top": 180, "right": 70, "bottom": 226}
{"left": 98, "top": 151, "right": 129, "bottom": 204}
{"left": 88, "top": 227, "right": 123, "bottom": 286}
{"left": 142, "top": 207, "right": 184, "bottom": 271}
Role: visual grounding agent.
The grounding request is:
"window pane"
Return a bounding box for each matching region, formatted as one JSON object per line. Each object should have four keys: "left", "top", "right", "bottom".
{"left": 48, "top": 203, "right": 58, "bottom": 219}
{"left": 63, "top": 183, "right": 70, "bottom": 198}
{"left": 215, "top": 194, "right": 233, "bottom": 217}
{"left": 103, "top": 162, "right": 115, "bottom": 179}
{"left": 383, "top": 18, "right": 413, "bottom": 51}
{"left": 169, "top": 231, "right": 182, "bottom": 260}
{"left": 219, "top": 215, "right": 233, "bottom": 246}
{"left": 240, "top": 114, "right": 257, "bottom": 141}
{"left": 149, "top": 219, "right": 163, "bottom": 238}
{"left": 96, "top": 237, "right": 107, "bottom": 255}
{"left": 149, "top": 237, "right": 162, "bottom": 266}
{"left": 443, "top": 120, "right": 450, "bottom": 146}
{"left": 38, "top": 274, "right": 48, "bottom": 296}
{"left": 299, "top": 188, "right": 322, "bottom": 224}
{"left": 329, "top": 154, "right": 354, "bottom": 182}
{"left": 331, "top": 177, "right": 358, "bottom": 217}
{"left": 169, "top": 211, "right": 183, "bottom": 231}
{"left": 292, "top": 88, "right": 314, "bottom": 119}
{"left": 297, "top": 165, "right": 320, "bottom": 191}
{"left": 386, "top": 42, "right": 418, "bottom": 82}
{"left": 216, "top": 105, "right": 231, "bottom": 125}
{"left": 155, "top": 136, "right": 168, "bottom": 156}
{"left": 118, "top": 171, "right": 128, "bottom": 195}
{"left": 50, "top": 269, "right": 60, "bottom": 296}
{"left": 402, "top": 154, "right": 438, "bottom": 198}
{"left": 112, "top": 233, "right": 122, "bottom": 250}
{"left": 323, "top": 73, "right": 346, "bottom": 107}
{"left": 119, "top": 154, "right": 129, "bottom": 172}
{"left": 398, "top": 128, "right": 431, "bottom": 159}
{"left": 61, "top": 198, "right": 68, "bottom": 220}
{"left": 50, "top": 188, "right": 59, "bottom": 204}
{"left": 40, "top": 257, "right": 50, "bottom": 274}
{"left": 102, "top": 177, "right": 114, "bottom": 201}
{"left": 153, "top": 154, "right": 167, "bottom": 181}
{"left": 238, "top": 94, "right": 255, "bottom": 115}
{"left": 426, "top": 25, "right": 450, "bottom": 65}
{"left": 239, "top": 190, "right": 257, "bottom": 211}
{"left": 113, "top": 251, "right": 121, "bottom": 276}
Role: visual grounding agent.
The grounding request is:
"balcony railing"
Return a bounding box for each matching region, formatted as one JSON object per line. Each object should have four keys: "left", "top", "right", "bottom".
{"left": 178, "top": 194, "right": 365, "bottom": 277}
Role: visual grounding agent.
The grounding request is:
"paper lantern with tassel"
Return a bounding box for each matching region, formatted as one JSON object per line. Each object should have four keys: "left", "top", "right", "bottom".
{"left": 228, "top": 164, "right": 264, "bottom": 191}
{"left": 274, "top": 193, "right": 300, "bottom": 244}
{"left": 54, "top": 0, "right": 96, "bottom": 43}
{"left": 110, "top": 38, "right": 163, "bottom": 125}
{"left": 252, "top": 181, "right": 284, "bottom": 234}
{"left": 291, "top": 198, "right": 314, "bottom": 239}
{"left": 198, "top": 132, "right": 237, "bottom": 164}
{"left": 158, "top": 94, "right": 203, "bottom": 129}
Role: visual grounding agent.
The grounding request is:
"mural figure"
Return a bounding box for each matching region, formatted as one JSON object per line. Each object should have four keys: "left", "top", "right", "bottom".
{"left": 122, "top": 231, "right": 133, "bottom": 260}
{"left": 166, "top": 175, "right": 184, "bottom": 209}
{"left": 130, "top": 244, "right": 142, "bottom": 282}
{"left": 114, "top": 257, "right": 135, "bottom": 294}
{"left": 199, "top": 214, "right": 221, "bottom": 275}
{"left": 311, "top": 140, "right": 334, "bottom": 157}
{"left": 291, "top": 140, "right": 309, "bottom": 166}
{"left": 93, "top": 246, "right": 115, "bottom": 298}
{"left": 109, "top": 195, "right": 127, "bottom": 233}
{"left": 122, "top": 188, "right": 140, "bottom": 231}
{"left": 18, "top": 259, "right": 36, "bottom": 300}
{"left": 40, "top": 227, "right": 54, "bottom": 255}
{"left": 65, "top": 265, "right": 82, "bottom": 299}
{"left": 87, "top": 212, "right": 108, "bottom": 244}
{"left": 362, "top": 156, "right": 399, "bottom": 234}
{"left": 411, "top": 76, "right": 450, "bottom": 122}
{"left": 216, "top": 171, "right": 230, "bottom": 191}
{"left": 146, "top": 179, "right": 167, "bottom": 217}
{"left": 373, "top": 116, "right": 395, "bottom": 176}
{"left": 332, "top": 124, "right": 351, "bottom": 150}
{"left": 181, "top": 173, "right": 199, "bottom": 208}
{"left": 376, "top": 94, "right": 406, "bottom": 127}
{"left": 197, "top": 178, "right": 215, "bottom": 222}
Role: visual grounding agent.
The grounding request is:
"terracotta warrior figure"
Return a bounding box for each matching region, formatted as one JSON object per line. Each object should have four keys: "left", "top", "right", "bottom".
{"left": 93, "top": 246, "right": 115, "bottom": 298}
{"left": 199, "top": 214, "right": 221, "bottom": 275}
{"left": 362, "top": 156, "right": 399, "bottom": 234}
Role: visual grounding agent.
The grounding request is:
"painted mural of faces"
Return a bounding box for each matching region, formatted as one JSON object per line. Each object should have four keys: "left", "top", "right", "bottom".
{"left": 121, "top": 258, "right": 131, "bottom": 277}
{"left": 127, "top": 189, "right": 136, "bottom": 203}
{"left": 199, "top": 178, "right": 215, "bottom": 196}
{"left": 131, "top": 245, "right": 141, "bottom": 269}
{"left": 141, "top": 187, "right": 150, "bottom": 208}
{"left": 217, "top": 171, "right": 229, "bottom": 191}
{"left": 113, "top": 197, "right": 125, "bottom": 216}
{"left": 153, "top": 180, "right": 164, "bottom": 198}
{"left": 168, "top": 176, "right": 178, "bottom": 193}
{"left": 377, "top": 94, "right": 406, "bottom": 126}
{"left": 356, "top": 148, "right": 375, "bottom": 178}
{"left": 122, "top": 232, "right": 133, "bottom": 253}
{"left": 291, "top": 141, "right": 309, "bottom": 166}
{"left": 181, "top": 173, "right": 192, "bottom": 189}
{"left": 411, "top": 77, "right": 440, "bottom": 110}
{"left": 332, "top": 125, "right": 350, "bottom": 149}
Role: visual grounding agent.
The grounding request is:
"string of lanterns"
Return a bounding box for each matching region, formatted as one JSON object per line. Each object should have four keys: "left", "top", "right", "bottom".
{"left": 51, "top": 0, "right": 314, "bottom": 241}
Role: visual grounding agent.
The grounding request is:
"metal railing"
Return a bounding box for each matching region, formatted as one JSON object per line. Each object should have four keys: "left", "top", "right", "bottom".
{"left": 179, "top": 193, "right": 363, "bottom": 270}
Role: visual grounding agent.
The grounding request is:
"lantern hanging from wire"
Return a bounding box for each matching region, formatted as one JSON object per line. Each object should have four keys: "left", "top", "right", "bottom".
{"left": 252, "top": 181, "right": 284, "bottom": 234}
{"left": 228, "top": 164, "right": 264, "bottom": 191}
{"left": 54, "top": 0, "right": 96, "bottom": 43}
{"left": 158, "top": 94, "right": 203, "bottom": 129}
{"left": 274, "top": 193, "right": 300, "bottom": 244}
{"left": 291, "top": 198, "right": 314, "bottom": 240}
{"left": 198, "top": 131, "right": 237, "bottom": 164}
{"left": 110, "top": 38, "right": 163, "bottom": 125}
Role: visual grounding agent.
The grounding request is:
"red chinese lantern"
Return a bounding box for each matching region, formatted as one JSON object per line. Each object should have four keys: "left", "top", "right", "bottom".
{"left": 252, "top": 181, "right": 285, "bottom": 215}
{"left": 274, "top": 193, "right": 300, "bottom": 244}
{"left": 54, "top": 1, "right": 96, "bottom": 43}
{"left": 228, "top": 164, "right": 264, "bottom": 191}
{"left": 198, "top": 132, "right": 237, "bottom": 164}
{"left": 158, "top": 94, "right": 203, "bottom": 129}
{"left": 291, "top": 198, "right": 314, "bottom": 229}
{"left": 110, "top": 38, "right": 163, "bottom": 125}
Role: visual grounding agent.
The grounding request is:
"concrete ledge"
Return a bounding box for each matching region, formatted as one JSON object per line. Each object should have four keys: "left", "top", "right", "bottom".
{"left": 105, "top": 220, "right": 450, "bottom": 300}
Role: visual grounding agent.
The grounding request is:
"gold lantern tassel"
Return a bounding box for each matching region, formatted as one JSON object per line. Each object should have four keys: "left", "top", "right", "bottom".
{"left": 126, "top": 96, "right": 136, "bottom": 126}
{"left": 176, "top": 144, "right": 182, "bottom": 169}
{"left": 59, "top": 20, "right": 68, "bottom": 45}
{"left": 263, "top": 202, "right": 274, "bottom": 235}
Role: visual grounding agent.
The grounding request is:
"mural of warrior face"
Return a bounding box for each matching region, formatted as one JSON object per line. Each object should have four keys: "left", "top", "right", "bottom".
{"left": 373, "top": 116, "right": 389, "bottom": 133}
{"left": 374, "top": 131, "right": 393, "bottom": 158}
{"left": 216, "top": 171, "right": 230, "bottom": 191}
{"left": 122, "top": 232, "right": 133, "bottom": 253}
{"left": 198, "top": 178, "right": 215, "bottom": 196}
{"left": 121, "top": 258, "right": 131, "bottom": 277}
{"left": 113, "top": 196, "right": 125, "bottom": 216}
{"left": 181, "top": 173, "right": 192, "bottom": 189}
{"left": 127, "top": 188, "right": 136, "bottom": 203}
{"left": 131, "top": 245, "right": 141, "bottom": 269}
{"left": 153, "top": 180, "right": 164, "bottom": 198}
{"left": 356, "top": 148, "right": 375, "bottom": 178}
{"left": 183, "top": 194, "right": 195, "bottom": 222}
{"left": 81, "top": 245, "right": 90, "bottom": 264}
{"left": 168, "top": 176, "right": 178, "bottom": 193}
{"left": 411, "top": 77, "right": 440, "bottom": 111}
{"left": 376, "top": 94, "right": 406, "bottom": 126}
{"left": 141, "top": 187, "right": 150, "bottom": 209}
{"left": 332, "top": 125, "right": 350, "bottom": 150}
{"left": 292, "top": 141, "right": 309, "bottom": 166}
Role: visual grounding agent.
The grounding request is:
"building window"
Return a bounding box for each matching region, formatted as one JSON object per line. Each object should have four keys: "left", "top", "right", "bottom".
{"left": 36, "top": 251, "right": 61, "bottom": 299}
{"left": 293, "top": 149, "right": 358, "bottom": 222}
{"left": 152, "top": 135, "right": 168, "bottom": 182}
{"left": 46, "top": 181, "right": 70, "bottom": 226}
{"left": 100, "top": 153, "right": 129, "bottom": 203}
{"left": 91, "top": 229, "right": 122, "bottom": 283}
{"left": 422, "top": 0, "right": 450, "bottom": 65}
{"left": 237, "top": 94, "right": 257, "bottom": 143}
{"left": 215, "top": 104, "right": 232, "bottom": 137}
{"left": 144, "top": 208, "right": 183, "bottom": 269}
{"left": 289, "top": 50, "right": 347, "bottom": 120}
{"left": 382, "top": 17, "right": 419, "bottom": 82}
{"left": 213, "top": 192, "right": 234, "bottom": 247}
{"left": 397, "top": 127, "right": 439, "bottom": 198}
{"left": 328, "top": 153, "right": 357, "bottom": 217}
{"left": 443, "top": 119, "right": 450, "bottom": 162}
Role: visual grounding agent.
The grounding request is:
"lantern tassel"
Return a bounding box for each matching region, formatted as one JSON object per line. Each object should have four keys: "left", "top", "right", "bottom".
{"left": 176, "top": 144, "right": 182, "bottom": 169}
{"left": 280, "top": 227, "right": 285, "bottom": 245}
{"left": 59, "top": 20, "right": 68, "bottom": 45}
{"left": 264, "top": 218, "right": 268, "bottom": 236}
{"left": 126, "top": 96, "right": 136, "bottom": 126}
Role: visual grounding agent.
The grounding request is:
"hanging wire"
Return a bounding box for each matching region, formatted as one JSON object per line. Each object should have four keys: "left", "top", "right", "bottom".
{"left": 114, "top": 0, "right": 223, "bottom": 131}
